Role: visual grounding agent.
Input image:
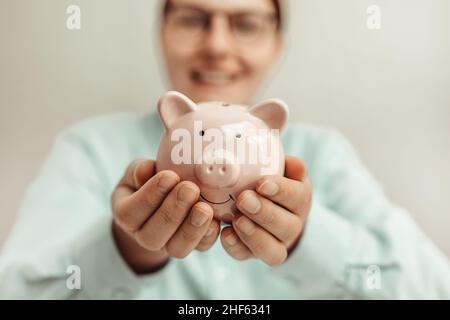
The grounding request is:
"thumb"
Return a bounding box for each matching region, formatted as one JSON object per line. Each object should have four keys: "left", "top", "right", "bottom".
{"left": 284, "top": 156, "right": 308, "bottom": 181}
{"left": 133, "top": 160, "right": 156, "bottom": 189}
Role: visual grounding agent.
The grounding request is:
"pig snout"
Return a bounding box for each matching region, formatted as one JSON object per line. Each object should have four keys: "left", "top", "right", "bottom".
{"left": 194, "top": 149, "right": 240, "bottom": 188}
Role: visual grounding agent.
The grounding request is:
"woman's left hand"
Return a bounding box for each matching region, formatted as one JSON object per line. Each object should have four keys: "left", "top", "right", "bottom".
{"left": 220, "top": 156, "right": 312, "bottom": 266}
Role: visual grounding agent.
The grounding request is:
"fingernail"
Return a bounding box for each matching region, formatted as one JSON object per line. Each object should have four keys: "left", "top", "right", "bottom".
{"left": 258, "top": 180, "right": 279, "bottom": 196}
{"left": 226, "top": 234, "right": 238, "bottom": 246}
{"left": 206, "top": 227, "right": 215, "bottom": 237}
{"left": 237, "top": 217, "right": 256, "bottom": 236}
{"left": 157, "top": 173, "right": 178, "bottom": 192}
{"left": 239, "top": 194, "right": 261, "bottom": 215}
{"left": 191, "top": 209, "right": 209, "bottom": 227}
{"left": 177, "top": 185, "right": 198, "bottom": 206}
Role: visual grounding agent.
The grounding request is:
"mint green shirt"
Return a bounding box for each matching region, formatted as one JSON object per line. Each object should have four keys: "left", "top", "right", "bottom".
{"left": 0, "top": 112, "right": 449, "bottom": 299}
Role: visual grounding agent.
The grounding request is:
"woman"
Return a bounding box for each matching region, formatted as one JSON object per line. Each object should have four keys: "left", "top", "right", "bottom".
{"left": 0, "top": 0, "right": 449, "bottom": 299}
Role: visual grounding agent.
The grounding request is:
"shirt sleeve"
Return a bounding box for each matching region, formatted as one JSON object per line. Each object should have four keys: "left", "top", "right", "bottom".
{"left": 273, "top": 129, "right": 450, "bottom": 299}
{"left": 0, "top": 129, "right": 168, "bottom": 299}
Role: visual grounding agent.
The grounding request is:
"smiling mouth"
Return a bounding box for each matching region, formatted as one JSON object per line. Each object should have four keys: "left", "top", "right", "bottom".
{"left": 191, "top": 70, "right": 239, "bottom": 86}
{"left": 200, "top": 193, "right": 234, "bottom": 205}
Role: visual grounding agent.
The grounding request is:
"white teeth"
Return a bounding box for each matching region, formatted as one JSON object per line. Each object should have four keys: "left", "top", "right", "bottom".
{"left": 194, "top": 70, "right": 233, "bottom": 85}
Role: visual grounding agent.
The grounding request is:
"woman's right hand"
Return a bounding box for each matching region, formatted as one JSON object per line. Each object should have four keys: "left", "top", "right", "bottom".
{"left": 111, "top": 160, "right": 220, "bottom": 274}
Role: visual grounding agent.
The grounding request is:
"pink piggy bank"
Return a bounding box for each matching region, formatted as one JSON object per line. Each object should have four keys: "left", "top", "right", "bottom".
{"left": 155, "top": 91, "right": 289, "bottom": 222}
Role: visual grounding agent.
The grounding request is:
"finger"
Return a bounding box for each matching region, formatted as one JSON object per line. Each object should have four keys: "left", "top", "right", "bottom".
{"left": 113, "top": 160, "right": 157, "bottom": 201}
{"left": 232, "top": 215, "right": 287, "bottom": 266}
{"left": 235, "top": 190, "right": 302, "bottom": 245}
{"left": 196, "top": 218, "right": 221, "bottom": 252}
{"left": 220, "top": 226, "right": 253, "bottom": 261}
{"left": 120, "top": 159, "right": 156, "bottom": 190}
{"left": 255, "top": 174, "right": 312, "bottom": 216}
{"left": 113, "top": 170, "right": 180, "bottom": 233}
{"left": 165, "top": 202, "right": 214, "bottom": 258}
{"left": 284, "top": 156, "right": 308, "bottom": 181}
{"left": 284, "top": 157, "right": 313, "bottom": 216}
{"left": 134, "top": 181, "right": 200, "bottom": 251}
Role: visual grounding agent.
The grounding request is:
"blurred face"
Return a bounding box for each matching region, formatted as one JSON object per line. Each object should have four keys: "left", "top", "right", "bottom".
{"left": 161, "top": 0, "right": 282, "bottom": 104}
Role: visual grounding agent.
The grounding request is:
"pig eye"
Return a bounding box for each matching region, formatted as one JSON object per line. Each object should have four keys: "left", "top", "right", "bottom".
{"left": 199, "top": 130, "right": 205, "bottom": 137}
{"left": 235, "top": 133, "right": 242, "bottom": 139}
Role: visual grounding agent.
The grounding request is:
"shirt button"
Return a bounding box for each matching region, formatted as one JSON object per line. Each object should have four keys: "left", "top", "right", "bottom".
{"left": 111, "top": 287, "right": 132, "bottom": 299}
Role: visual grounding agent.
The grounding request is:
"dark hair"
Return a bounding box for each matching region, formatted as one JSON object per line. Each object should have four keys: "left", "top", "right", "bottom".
{"left": 163, "top": 0, "right": 284, "bottom": 32}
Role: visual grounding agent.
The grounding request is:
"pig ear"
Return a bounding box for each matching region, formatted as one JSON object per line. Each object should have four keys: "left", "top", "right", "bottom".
{"left": 157, "top": 91, "right": 197, "bottom": 130}
{"left": 248, "top": 99, "right": 289, "bottom": 132}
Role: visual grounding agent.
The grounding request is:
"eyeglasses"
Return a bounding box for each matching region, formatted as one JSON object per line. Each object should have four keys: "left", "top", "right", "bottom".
{"left": 163, "top": 4, "right": 278, "bottom": 46}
